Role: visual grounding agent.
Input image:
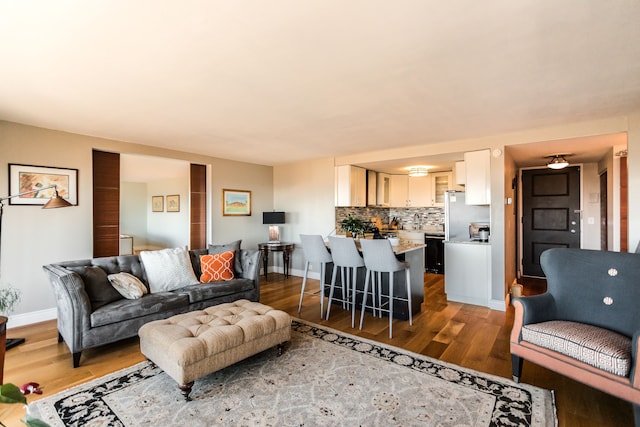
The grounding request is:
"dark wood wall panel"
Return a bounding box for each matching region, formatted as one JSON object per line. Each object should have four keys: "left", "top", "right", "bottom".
{"left": 620, "top": 156, "right": 628, "bottom": 252}
{"left": 93, "top": 150, "right": 120, "bottom": 257}
{"left": 190, "top": 164, "right": 207, "bottom": 249}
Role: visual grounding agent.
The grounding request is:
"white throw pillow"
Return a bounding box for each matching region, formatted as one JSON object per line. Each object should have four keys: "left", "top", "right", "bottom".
{"left": 107, "top": 272, "right": 148, "bottom": 299}
{"left": 140, "top": 247, "right": 199, "bottom": 293}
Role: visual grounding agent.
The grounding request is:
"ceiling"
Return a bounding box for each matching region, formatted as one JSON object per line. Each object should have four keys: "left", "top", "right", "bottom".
{"left": 1, "top": 1, "right": 639, "bottom": 171}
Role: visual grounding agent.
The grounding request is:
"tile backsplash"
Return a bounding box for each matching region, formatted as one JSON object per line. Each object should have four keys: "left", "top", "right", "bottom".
{"left": 335, "top": 206, "right": 444, "bottom": 233}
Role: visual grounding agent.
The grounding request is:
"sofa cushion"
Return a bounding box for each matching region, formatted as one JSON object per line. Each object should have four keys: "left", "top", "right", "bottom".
{"left": 67, "top": 266, "right": 123, "bottom": 309}
{"left": 200, "top": 251, "right": 235, "bottom": 282}
{"left": 107, "top": 272, "right": 148, "bottom": 299}
{"left": 90, "top": 292, "right": 189, "bottom": 327}
{"left": 140, "top": 247, "right": 199, "bottom": 293}
{"left": 522, "top": 320, "right": 632, "bottom": 377}
{"left": 208, "top": 240, "right": 242, "bottom": 274}
{"left": 172, "top": 279, "right": 255, "bottom": 304}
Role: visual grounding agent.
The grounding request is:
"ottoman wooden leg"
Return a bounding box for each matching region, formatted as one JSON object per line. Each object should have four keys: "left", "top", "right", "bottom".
{"left": 277, "top": 342, "right": 287, "bottom": 356}
{"left": 179, "top": 382, "right": 194, "bottom": 401}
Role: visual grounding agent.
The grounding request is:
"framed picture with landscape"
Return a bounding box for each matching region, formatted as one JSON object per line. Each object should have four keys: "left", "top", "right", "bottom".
{"left": 8, "top": 163, "right": 78, "bottom": 206}
{"left": 222, "top": 189, "right": 251, "bottom": 216}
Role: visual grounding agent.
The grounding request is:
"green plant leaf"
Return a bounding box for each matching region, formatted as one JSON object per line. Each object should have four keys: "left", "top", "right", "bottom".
{"left": 0, "top": 383, "right": 27, "bottom": 405}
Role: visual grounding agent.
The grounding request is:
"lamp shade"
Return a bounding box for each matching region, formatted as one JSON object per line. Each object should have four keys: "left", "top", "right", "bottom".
{"left": 263, "top": 211, "right": 285, "bottom": 224}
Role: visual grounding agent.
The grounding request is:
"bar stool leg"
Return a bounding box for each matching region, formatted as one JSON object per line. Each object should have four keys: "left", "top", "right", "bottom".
{"left": 359, "top": 269, "right": 371, "bottom": 330}
{"left": 388, "top": 271, "right": 394, "bottom": 339}
{"left": 298, "top": 261, "right": 310, "bottom": 312}
{"left": 326, "top": 264, "right": 339, "bottom": 320}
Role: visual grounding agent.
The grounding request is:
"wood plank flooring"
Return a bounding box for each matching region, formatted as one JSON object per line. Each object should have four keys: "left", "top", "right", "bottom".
{"left": 2, "top": 273, "right": 633, "bottom": 426}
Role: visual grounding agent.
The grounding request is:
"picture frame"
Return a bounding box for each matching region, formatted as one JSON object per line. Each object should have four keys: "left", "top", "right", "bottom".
{"left": 166, "top": 194, "right": 180, "bottom": 212}
{"left": 152, "top": 195, "right": 164, "bottom": 212}
{"left": 222, "top": 189, "right": 251, "bottom": 216}
{"left": 8, "top": 163, "right": 78, "bottom": 206}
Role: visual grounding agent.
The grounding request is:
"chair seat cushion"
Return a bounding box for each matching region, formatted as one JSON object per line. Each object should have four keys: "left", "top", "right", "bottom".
{"left": 522, "top": 320, "right": 631, "bottom": 377}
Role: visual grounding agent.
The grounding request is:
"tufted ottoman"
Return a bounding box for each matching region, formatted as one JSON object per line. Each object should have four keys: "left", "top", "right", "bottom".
{"left": 138, "top": 299, "right": 291, "bottom": 400}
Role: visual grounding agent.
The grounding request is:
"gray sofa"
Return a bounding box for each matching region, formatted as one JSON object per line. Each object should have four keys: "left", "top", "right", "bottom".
{"left": 43, "top": 246, "right": 261, "bottom": 367}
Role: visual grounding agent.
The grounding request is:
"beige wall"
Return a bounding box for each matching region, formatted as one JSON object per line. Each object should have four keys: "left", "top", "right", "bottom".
{"left": 0, "top": 121, "right": 273, "bottom": 323}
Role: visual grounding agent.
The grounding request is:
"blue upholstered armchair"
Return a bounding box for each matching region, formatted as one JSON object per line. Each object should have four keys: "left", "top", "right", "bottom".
{"left": 510, "top": 248, "right": 640, "bottom": 425}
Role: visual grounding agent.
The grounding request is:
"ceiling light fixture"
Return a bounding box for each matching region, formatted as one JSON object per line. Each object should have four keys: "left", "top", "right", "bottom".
{"left": 408, "top": 167, "right": 428, "bottom": 177}
{"left": 546, "top": 154, "right": 570, "bottom": 170}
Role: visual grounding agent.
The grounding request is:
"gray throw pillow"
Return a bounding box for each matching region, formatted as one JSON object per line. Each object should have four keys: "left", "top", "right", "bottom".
{"left": 208, "top": 240, "right": 242, "bottom": 274}
{"left": 68, "top": 265, "right": 123, "bottom": 309}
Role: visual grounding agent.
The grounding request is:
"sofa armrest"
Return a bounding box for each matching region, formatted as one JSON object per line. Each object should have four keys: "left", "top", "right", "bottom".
{"left": 510, "top": 293, "right": 557, "bottom": 344}
{"left": 42, "top": 264, "right": 93, "bottom": 353}
{"left": 239, "top": 249, "right": 261, "bottom": 284}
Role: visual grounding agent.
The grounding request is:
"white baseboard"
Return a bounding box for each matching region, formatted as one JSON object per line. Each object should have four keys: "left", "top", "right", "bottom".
{"left": 488, "top": 299, "right": 506, "bottom": 312}
{"left": 7, "top": 308, "right": 57, "bottom": 329}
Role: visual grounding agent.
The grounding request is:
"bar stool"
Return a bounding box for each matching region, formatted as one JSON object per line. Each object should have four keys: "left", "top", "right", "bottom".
{"left": 326, "top": 236, "right": 365, "bottom": 328}
{"left": 299, "top": 234, "right": 333, "bottom": 318}
{"left": 358, "top": 239, "right": 412, "bottom": 338}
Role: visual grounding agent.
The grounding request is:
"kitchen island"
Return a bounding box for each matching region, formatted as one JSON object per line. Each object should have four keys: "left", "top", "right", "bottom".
{"left": 324, "top": 239, "right": 425, "bottom": 320}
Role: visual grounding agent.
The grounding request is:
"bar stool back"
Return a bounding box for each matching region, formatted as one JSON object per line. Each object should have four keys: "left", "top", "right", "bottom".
{"left": 299, "top": 234, "right": 333, "bottom": 317}
{"left": 326, "top": 236, "right": 365, "bottom": 327}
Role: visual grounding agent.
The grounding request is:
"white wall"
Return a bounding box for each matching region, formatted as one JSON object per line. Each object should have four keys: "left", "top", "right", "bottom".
{"left": 120, "top": 182, "right": 148, "bottom": 247}
{"left": 0, "top": 121, "right": 273, "bottom": 325}
{"left": 146, "top": 176, "right": 190, "bottom": 249}
{"left": 581, "top": 163, "right": 601, "bottom": 250}
{"left": 273, "top": 157, "right": 336, "bottom": 275}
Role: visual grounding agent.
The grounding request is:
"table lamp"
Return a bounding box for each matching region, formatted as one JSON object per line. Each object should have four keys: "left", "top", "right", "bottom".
{"left": 262, "top": 211, "right": 285, "bottom": 243}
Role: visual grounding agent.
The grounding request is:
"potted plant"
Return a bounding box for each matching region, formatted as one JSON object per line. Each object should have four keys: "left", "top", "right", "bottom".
{"left": 0, "top": 287, "right": 45, "bottom": 426}
{"left": 339, "top": 215, "right": 366, "bottom": 238}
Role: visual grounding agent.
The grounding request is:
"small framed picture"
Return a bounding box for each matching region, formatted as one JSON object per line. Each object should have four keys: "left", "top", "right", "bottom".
{"left": 152, "top": 196, "right": 164, "bottom": 212}
{"left": 223, "top": 189, "right": 251, "bottom": 216}
{"left": 8, "top": 163, "right": 78, "bottom": 206}
{"left": 166, "top": 195, "right": 180, "bottom": 212}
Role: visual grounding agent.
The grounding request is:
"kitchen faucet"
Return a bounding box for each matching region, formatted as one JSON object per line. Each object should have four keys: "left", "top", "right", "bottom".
{"left": 413, "top": 213, "right": 421, "bottom": 230}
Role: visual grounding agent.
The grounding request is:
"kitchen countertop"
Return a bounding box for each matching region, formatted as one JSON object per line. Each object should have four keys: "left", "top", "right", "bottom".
{"left": 329, "top": 236, "right": 426, "bottom": 254}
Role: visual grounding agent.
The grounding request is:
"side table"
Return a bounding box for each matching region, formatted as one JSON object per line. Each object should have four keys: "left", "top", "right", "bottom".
{"left": 258, "top": 242, "right": 294, "bottom": 281}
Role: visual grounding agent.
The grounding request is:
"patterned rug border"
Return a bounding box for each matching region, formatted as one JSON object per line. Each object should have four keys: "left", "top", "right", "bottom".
{"left": 28, "top": 318, "right": 557, "bottom": 426}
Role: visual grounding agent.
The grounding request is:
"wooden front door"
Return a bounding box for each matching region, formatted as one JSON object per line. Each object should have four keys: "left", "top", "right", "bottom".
{"left": 521, "top": 166, "right": 581, "bottom": 277}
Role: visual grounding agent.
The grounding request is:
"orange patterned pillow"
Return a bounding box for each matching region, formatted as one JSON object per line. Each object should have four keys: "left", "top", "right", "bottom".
{"left": 200, "top": 250, "right": 235, "bottom": 282}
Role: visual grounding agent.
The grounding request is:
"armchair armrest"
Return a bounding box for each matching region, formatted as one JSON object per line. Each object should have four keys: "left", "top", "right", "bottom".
{"left": 42, "top": 264, "right": 93, "bottom": 353}
{"left": 510, "top": 293, "right": 557, "bottom": 344}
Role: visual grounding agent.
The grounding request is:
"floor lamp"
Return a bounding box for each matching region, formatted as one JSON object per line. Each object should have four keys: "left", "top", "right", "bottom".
{"left": 0, "top": 185, "right": 72, "bottom": 349}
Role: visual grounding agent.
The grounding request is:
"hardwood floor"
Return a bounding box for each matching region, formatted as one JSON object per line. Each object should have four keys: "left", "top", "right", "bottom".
{"left": 3, "top": 273, "right": 633, "bottom": 426}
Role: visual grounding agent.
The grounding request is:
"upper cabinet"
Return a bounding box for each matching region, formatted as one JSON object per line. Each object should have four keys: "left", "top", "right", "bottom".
{"left": 376, "top": 172, "right": 391, "bottom": 206}
{"left": 335, "top": 165, "right": 367, "bottom": 207}
{"left": 431, "top": 172, "right": 452, "bottom": 207}
{"left": 389, "top": 174, "right": 408, "bottom": 207}
{"left": 463, "top": 149, "right": 491, "bottom": 205}
{"left": 408, "top": 175, "right": 432, "bottom": 207}
{"left": 454, "top": 161, "right": 466, "bottom": 191}
{"left": 367, "top": 170, "right": 377, "bottom": 206}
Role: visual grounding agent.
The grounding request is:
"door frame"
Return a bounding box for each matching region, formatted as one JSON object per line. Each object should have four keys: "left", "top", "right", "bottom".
{"left": 516, "top": 165, "right": 584, "bottom": 279}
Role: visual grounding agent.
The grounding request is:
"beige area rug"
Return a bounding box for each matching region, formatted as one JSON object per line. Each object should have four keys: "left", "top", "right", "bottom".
{"left": 29, "top": 320, "right": 556, "bottom": 426}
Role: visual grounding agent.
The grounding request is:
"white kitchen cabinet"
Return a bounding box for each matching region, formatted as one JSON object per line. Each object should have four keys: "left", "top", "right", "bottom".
{"left": 463, "top": 149, "right": 491, "bottom": 205}
{"left": 408, "top": 175, "right": 431, "bottom": 207}
{"left": 376, "top": 172, "right": 391, "bottom": 206}
{"left": 335, "top": 165, "right": 367, "bottom": 207}
{"left": 389, "top": 174, "right": 408, "bottom": 207}
{"left": 444, "top": 241, "right": 491, "bottom": 307}
{"left": 367, "top": 169, "right": 377, "bottom": 206}
{"left": 453, "top": 161, "right": 466, "bottom": 190}
{"left": 430, "top": 172, "right": 452, "bottom": 206}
